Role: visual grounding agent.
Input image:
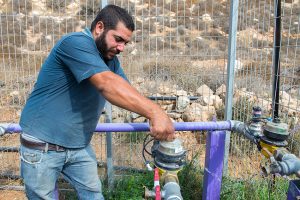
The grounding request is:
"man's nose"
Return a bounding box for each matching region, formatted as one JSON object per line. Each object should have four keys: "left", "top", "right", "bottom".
{"left": 116, "top": 43, "right": 125, "bottom": 52}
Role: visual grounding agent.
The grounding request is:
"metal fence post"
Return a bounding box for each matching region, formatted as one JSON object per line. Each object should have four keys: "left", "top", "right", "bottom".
{"left": 224, "top": 0, "right": 239, "bottom": 176}
{"left": 105, "top": 103, "right": 114, "bottom": 190}
{"left": 202, "top": 130, "right": 226, "bottom": 200}
{"left": 100, "top": 0, "right": 113, "bottom": 191}
{"left": 101, "top": 0, "right": 107, "bottom": 9}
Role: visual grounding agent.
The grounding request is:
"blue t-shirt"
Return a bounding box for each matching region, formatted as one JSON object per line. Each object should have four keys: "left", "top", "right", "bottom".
{"left": 20, "top": 28, "right": 128, "bottom": 148}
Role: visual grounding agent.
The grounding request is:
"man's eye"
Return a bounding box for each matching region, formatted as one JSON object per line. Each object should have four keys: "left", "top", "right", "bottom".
{"left": 115, "top": 37, "right": 123, "bottom": 42}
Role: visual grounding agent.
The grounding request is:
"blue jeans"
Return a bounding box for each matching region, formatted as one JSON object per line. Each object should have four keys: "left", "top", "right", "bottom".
{"left": 20, "top": 144, "right": 104, "bottom": 200}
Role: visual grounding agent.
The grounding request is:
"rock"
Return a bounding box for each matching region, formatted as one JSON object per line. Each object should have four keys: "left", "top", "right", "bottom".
{"left": 199, "top": 95, "right": 223, "bottom": 109}
{"left": 216, "top": 84, "right": 226, "bottom": 96}
{"left": 202, "top": 13, "right": 212, "bottom": 22}
{"left": 133, "top": 116, "right": 147, "bottom": 123}
{"left": 158, "top": 100, "right": 174, "bottom": 106}
{"left": 158, "top": 83, "right": 176, "bottom": 95}
{"left": 224, "top": 59, "right": 244, "bottom": 71}
{"left": 66, "top": 2, "right": 80, "bottom": 15}
{"left": 176, "top": 96, "right": 190, "bottom": 112}
{"left": 176, "top": 90, "right": 188, "bottom": 96}
{"left": 182, "top": 103, "right": 216, "bottom": 122}
{"left": 280, "top": 91, "right": 290, "bottom": 100}
{"left": 290, "top": 88, "right": 300, "bottom": 98}
{"left": 161, "top": 104, "right": 174, "bottom": 112}
{"left": 199, "top": 96, "right": 214, "bottom": 106}
{"left": 9, "top": 91, "right": 20, "bottom": 97}
{"left": 168, "top": 112, "right": 182, "bottom": 119}
{"left": 31, "top": 0, "right": 47, "bottom": 15}
{"left": 281, "top": 98, "right": 298, "bottom": 116}
{"left": 196, "top": 84, "right": 214, "bottom": 96}
{"left": 234, "top": 89, "right": 257, "bottom": 103}
{"left": 130, "top": 112, "right": 141, "bottom": 119}
{"left": 213, "top": 95, "right": 223, "bottom": 109}
{"left": 176, "top": 25, "right": 186, "bottom": 35}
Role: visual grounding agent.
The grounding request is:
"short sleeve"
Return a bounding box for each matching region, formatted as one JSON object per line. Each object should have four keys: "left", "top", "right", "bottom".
{"left": 56, "top": 34, "right": 109, "bottom": 83}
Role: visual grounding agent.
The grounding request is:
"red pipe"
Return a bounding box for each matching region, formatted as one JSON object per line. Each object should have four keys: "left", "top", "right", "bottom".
{"left": 154, "top": 168, "right": 161, "bottom": 200}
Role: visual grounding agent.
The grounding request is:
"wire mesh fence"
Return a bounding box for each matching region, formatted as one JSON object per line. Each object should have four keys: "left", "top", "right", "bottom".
{"left": 0, "top": 0, "right": 299, "bottom": 199}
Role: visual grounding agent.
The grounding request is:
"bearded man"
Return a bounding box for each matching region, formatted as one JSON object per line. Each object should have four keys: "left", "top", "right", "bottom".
{"left": 19, "top": 5, "right": 174, "bottom": 200}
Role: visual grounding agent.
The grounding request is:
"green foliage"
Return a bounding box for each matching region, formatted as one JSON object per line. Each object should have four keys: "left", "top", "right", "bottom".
{"left": 178, "top": 157, "right": 204, "bottom": 199}
{"left": 103, "top": 173, "right": 153, "bottom": 200}
{"left": 221, "top": 176, "right": 289, "bottom": 200}
{"left": 57, "top": 167, "right": 289, "bottom": 200}
{"left": 122, "top": 132, "right": 148, "bottom": 143}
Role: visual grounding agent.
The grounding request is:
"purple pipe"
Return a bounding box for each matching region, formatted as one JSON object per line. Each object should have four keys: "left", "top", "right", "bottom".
{"left": 4, "top": 124, "right": 22, "bottom": 133}
{"left": 3, "top": 121, "right": 231, "bottom": 200}
{"left": 287, "top": 180, "right": 300, "bottom": 200}
{"left": 3, "top": 121, "right": 232, "bottom": 133}
{"left": 202, "top": 130, "right": 226, "bottom": 200}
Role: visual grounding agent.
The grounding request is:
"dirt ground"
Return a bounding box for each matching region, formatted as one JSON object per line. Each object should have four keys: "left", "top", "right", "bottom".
{"left": 0, "top": 191, "right": 27, "bottom": 200}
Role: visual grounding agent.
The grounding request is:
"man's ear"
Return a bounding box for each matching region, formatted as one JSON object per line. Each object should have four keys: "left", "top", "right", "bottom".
{"left": 95, "top": 21, "right": 105, "bottom": 36}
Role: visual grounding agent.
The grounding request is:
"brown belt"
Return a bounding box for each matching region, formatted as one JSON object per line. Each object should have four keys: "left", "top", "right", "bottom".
{"left": 20, "top": 137, "right": 66, "bottom": 152}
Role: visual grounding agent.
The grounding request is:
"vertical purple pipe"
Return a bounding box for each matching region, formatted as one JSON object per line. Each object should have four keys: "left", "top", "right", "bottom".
{"left": 54, "top": 182, "right": 59, "bottom": 200}
{"left": 202, "top": 130, "right": 226, "bottom": 200}
{"left": 287, "top": 180, "right": 300, "bottom": 200}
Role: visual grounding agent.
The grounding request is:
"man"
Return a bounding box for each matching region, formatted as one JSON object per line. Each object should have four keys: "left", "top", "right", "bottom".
{"left": 19, "top": 5, "right": 175, "bottom": 200}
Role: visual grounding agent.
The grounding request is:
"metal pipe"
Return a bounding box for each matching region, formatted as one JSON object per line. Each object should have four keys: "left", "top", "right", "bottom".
{"left": 271, "top": 0, "right": 282, "bottom": 121}
{"left": 270, "top": 148, "right": 300, "bottom": 177}
{"left": 202, "top": 130, "right": 226, "bottom": 200}
{"left": 287, "top": 180, "right": 300, "bottom": 200}
{"left": 230, "top": 120, "right": 258, "bottom": 144}
{"left": 97, "top": 121, "right": 232, "bottom": 132}
{"left": 0, "top": 147, "right": 19, "bottom": 152}
{"left": 105, "top": 103, "right": 114, "bottom": 191}
{"left": 1, "top": 122, "right": 258, "bottom": 145}
{"left": 147, "top": 96, "right": 199, "bottom": 101}
{"left": 163, "top": 182, "right": 182, "bottom": 200}
{"left": 0, "top": 185, "right": 24, "bottom": 191}
{"left": 145, "top": 171, "right": 182, "bottom": 200}
{"left": 1, "top": 121, "right": 232, "bottom": 134}
{"left": 224, "top": 0, "right": 240, "bottom": 176}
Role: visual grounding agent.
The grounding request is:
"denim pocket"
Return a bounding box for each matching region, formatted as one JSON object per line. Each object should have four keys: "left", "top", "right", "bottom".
{"left": 20, "top": 146, "right": 43, "bottom": 164}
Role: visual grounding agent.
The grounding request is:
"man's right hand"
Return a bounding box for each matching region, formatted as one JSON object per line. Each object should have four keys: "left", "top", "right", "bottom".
{"left": 149, "top": 110, "right": 175, "bottom": 141}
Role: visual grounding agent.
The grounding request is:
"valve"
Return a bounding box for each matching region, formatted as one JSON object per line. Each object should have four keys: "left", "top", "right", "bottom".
{"left": 259, "top": 121, "right": 289, "bottom": 158}
{"left": 144, "top": 139, "right": 185, "bottom": 200}
{"left": 151, "top": 138, "right": 186, "bottom": 172}
{"left": 248, "top": 106, "right": 263, "bottom": 137}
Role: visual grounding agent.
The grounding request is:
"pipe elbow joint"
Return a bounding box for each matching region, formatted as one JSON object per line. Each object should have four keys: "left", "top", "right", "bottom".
{"left": 230, "top": 120, "right": 257, "bottom": 144}
{"left": 278, "top": 154, "right": 300, "bottom": 177}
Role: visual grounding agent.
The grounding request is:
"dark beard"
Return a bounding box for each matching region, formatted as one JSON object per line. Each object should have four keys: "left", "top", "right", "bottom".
{"left": 95, "top": 31, "right": 109, "bottom": 60}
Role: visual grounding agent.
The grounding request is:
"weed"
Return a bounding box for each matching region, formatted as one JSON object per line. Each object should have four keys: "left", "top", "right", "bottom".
{"left": 221, "top": 176, "right": 289, "bottom": 200}
{"left": 103, "top": 173, "right": 153, "bottom": 200}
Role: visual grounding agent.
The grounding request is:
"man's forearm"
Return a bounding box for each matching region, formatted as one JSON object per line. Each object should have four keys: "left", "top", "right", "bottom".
{"left": 89, "top": 71, "right": 162, "bottom": 120}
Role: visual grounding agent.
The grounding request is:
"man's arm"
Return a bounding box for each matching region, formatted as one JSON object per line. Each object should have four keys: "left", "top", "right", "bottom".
{"left": 89, "top": 71, "right": 175, "bottom": 141}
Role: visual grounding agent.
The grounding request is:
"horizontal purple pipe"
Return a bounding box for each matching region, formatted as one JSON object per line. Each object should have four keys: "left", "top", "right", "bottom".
{"left": 96, "top": 121, "right": 232, "bottom": 132}
{"left": 3, "top": 121, "right": 232, "bottom": 133}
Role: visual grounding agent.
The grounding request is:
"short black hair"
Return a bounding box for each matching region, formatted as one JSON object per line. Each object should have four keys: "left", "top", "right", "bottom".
{"left": 91, "top": 5, "right": 135, "bottom": 32}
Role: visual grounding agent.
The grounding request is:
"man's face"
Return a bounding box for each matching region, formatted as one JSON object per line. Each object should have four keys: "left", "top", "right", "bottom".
{"left": 95, "top": 22, "right": 132, "bottom": 60}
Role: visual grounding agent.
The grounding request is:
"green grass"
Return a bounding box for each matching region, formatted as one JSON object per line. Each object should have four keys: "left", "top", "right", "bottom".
{"left": 221, "top": 176, "right": 289, "bottom": 200}
{"left": 58, "top": 163, "right": 290, "bottom": 200}
{"left": 103, "top": 172, "right": 153, "bottom": 200}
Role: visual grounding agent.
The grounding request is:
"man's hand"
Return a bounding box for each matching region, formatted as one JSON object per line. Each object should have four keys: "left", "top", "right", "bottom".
{"left": 149, "top": 110, "right": 175, "bottom": 141}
